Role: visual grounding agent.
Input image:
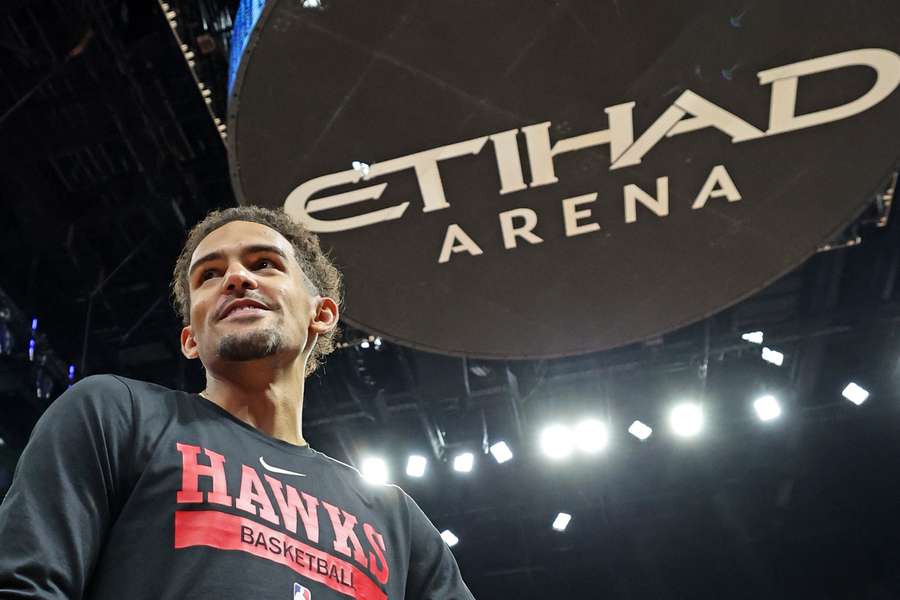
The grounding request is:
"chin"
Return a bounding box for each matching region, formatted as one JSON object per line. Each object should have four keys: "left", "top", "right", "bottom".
{"left": 216, "top": 328, "right": 284, "bottom": 361}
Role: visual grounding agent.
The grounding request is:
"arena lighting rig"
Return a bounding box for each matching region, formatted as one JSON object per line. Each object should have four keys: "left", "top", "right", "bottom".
{"left": 344, "top": 321, "right": 878, "bottom": 544}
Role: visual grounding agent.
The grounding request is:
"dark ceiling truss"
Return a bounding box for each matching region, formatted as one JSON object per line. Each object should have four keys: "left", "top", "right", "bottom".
{"left": 0, "top": 0, "right": 232, "bottom": 416}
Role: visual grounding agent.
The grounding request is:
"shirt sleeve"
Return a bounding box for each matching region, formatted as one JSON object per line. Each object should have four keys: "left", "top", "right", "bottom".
{"left": 0, "top": 374, "right": 135, "bottom": 599}
{"left": 403, "top": 492, "right": 476, "bottom": 600}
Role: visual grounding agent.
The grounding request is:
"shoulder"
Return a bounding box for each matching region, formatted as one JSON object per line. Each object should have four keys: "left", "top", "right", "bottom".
{"left": 46, "top": 374, "right": 183, "bottom": 424}
{"left": 104, "top": 374, "right": 179, "bottom": 400}
{"left": 48, "top": 374, "right": 133, "bottom": 413}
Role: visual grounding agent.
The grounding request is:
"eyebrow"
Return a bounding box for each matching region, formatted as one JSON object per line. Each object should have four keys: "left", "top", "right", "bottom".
{"left": 188, "top": 244, "right": 290, "bottom": 281}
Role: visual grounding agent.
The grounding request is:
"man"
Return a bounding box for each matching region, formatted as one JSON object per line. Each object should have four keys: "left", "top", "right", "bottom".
{"left": 0, "top": 206, "right": 475, "bottom": 599}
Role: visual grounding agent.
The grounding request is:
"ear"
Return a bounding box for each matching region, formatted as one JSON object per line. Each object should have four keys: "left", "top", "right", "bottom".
{"left": 180, "top": 325, "right": 200, "bottom": 359}
{"left": 309, "top": 296, "right": 339, "bottom": 336}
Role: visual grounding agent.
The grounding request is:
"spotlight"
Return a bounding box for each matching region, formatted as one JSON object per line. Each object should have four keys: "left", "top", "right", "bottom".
{"left": 628, "top": 420, "right": 653, "bottom": 441}
{"left": 741, "top": 331, "right": 764, "bottom": 344}
{"left": 540, "top": 424, "right": 574, "bottom": 459}
{"left": 574, "top": 419, "right": 608, "bottom": 453}
{"left": 489, "top": 441, "right": 513, "bottom": 463}
{"left": 351, "top": 160, "right": 370, "bottom": 176}
{"left": 842, "top": 382, "right": 869, "bottom": 406}
{"left": 361, "top": 457, "right": 388, "bottom": 484}
{"left": 35, "top": 369, "right": 53, "bottom": 400}
{"left": 31, "top": 317, "right": 38, "bottom": 331}
{"left": 753, "top": 394, "right": 782, "bottom": 421}
{"left": 28, "top": 338, "right": 35, "bottom": 362}
{"left": 669, "top": 403, "right": 703, "bottom": 438}
{"left": 761, "top": 347, "right": 784, "bottom": 366}
{"left": 406, "top": 455, "right": 427, "bottom": 478}
{"left": 0, "top": 321, "right": 13, "bottom": 355}
{"left": 552, "top": 513, "right": 572, "bottom": 532}
{"left": 360, "top": 340, "right": 370, "bottom": 349}
{"left": 453, "top": 452, "right": 474, "bottom": 473}
{"left": 440, "top": 530, "right": 459, "bottom": 547}
{"left": 373, "top": 337, "right": 382, "bottom": 348}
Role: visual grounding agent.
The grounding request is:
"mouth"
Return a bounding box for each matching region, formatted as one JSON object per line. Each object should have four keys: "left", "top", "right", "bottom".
{"left": 218, "top": 300, "right": 271, "bottom": 321}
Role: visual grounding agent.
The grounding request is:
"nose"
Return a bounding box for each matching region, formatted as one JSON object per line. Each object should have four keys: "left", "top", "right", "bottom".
{"left": 221, "top": 261, "right": 258, "bottom": 292}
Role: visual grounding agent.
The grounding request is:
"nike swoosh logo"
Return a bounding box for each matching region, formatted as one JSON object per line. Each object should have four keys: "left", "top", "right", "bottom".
{"left": 259, "top": 456, "right": 306, "bottom": 477}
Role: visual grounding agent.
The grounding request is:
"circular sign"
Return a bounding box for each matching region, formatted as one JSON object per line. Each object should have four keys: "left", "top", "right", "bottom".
{"left": 227, "top": 0, "right": 900, "bottom": 359}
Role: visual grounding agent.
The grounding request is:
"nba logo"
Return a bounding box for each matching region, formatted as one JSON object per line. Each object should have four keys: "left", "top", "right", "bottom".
{"left": 293, "top": 582, "right": 312, "bottom": 600}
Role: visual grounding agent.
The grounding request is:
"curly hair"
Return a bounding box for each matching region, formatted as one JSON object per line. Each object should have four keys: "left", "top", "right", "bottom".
{"left": 170, "top": 206, "right": 343, "bottom": 377}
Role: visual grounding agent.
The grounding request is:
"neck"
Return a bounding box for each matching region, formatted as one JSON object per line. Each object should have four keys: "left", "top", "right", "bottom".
{"left": 200, "top": 356, "right": 308, "bottom": 446}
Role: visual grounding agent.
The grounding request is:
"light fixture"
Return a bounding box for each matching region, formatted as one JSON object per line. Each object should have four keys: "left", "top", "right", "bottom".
{"left": 761, "top": 347, "right": 784, "bottom": 366}
{"left": 540, "top": 424, "right": 574, "bottom": 459}
{"left": 741, "top": 331, "right": 764, "bottom": 344}
{"left": 842, "top": 382, "right": 869, "bottom": 406}
{"left": 552, "top": 513, "right": 572, "bottom": 532}
{"left": 360, "top": 340, "right": 370, "bottom": 349}
{"left": 360, "top": 457, "right": 388, "bottom": 484}
{"left": 406, "top": 455, "right": 427, "bottom": 478}
{"left": 628, "top": 420, "right": 653, "bottom": 441}
{"left": 440, "top": 530, "right": 459, "bottom": 547}
{"left": 453, "top": 452, "right": 474, "bottom": 473}
{"left": 669, "top": 403, "right": 704, "bottom": 438}
{"left": 489, "top": 441, "right": 513, "bottom": 463}
{"left": 574, "top": 418, "right": 609, "bottom": 453}
{"left": 753, "top": 394, "right": 782, "bottom": 421}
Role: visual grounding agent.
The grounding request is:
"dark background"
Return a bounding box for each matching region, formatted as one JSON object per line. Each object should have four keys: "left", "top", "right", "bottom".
{"left": 1, "top": 1, "right": 899, "bottom": 598}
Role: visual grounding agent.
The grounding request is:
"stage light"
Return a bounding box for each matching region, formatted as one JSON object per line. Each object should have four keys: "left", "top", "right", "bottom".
{"left": 373, "top": 337, "right": 382, "bottom": 348}
{"left": 360, "top": 340, "right": 370, "bottom": 349}
{"left": 28, "top": 338, "right": 35, "bottom": 362}
{"left": 453, "top": 452, "right": 474, "bottom": 473}
{"left": 68, "top": 364, "right": 76, "bottom": 382}
{"left": 31, "top": 317, "right": 37, "bottom": 331}
{"left": 574, "top": 419, "right": 608, "bottom": 453}
{"left": 670, "top": 403, "right": 703, "bottom": 437}
{"left": 361, "top": 457, "right": 389, "bottom": 484}
{"left": 35, "top": 369, "right": 53, "bottom": 400}
{"left": 489, "top": 441, "right": 513, "bottom": 463}
{"left": 741, "top": 330, "right": 763, "bottom": 344}
{"left": 440, "top": 530, "right": 459, "bottom": 547}
{"left": 753, "top": 394, "right": 782, "bottom": 421}
{"left": 552, "top": 513, "right": 572, "bottom": 532}
{"left": 351, "top": 160, "right": 370, "bottom": 176}
{"left": 628, "top": 420, "right": 653, "bottom": 441}
{"left": 761, "top": 347, "right": 784, "bottom": 366}
{"left": 842, "top": 382, "right": 869, "bottom": 406}
{"left": 540, "top": 424, "right": 574, "bottom": 459}
{"left": 0, "top": 321, "right": 13, "bottom": 356}
{"left": 406, "top": 455, "right": 427, "bottom": 478}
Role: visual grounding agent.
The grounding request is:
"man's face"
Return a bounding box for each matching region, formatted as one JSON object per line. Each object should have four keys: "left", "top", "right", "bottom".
{"left": 180, "top": 220, "right": 330, "bottom": 366}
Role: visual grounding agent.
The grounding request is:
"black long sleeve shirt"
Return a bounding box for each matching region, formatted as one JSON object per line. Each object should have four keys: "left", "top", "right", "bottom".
{"left": 0, "top": 374, "right": 474, "bottom": 600}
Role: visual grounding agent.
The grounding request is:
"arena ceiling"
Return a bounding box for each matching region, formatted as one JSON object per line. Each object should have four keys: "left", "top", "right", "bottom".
{"left": 1, "top": 1, "right": 899, "bottom": 597}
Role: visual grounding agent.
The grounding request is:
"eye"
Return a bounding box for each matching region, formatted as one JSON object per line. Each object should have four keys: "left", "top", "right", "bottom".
{"left": 254, "top": 258, "right": 278, "bottom": 270}
{"left": 199, "top": 269, "right": 219, "bottom": 282}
